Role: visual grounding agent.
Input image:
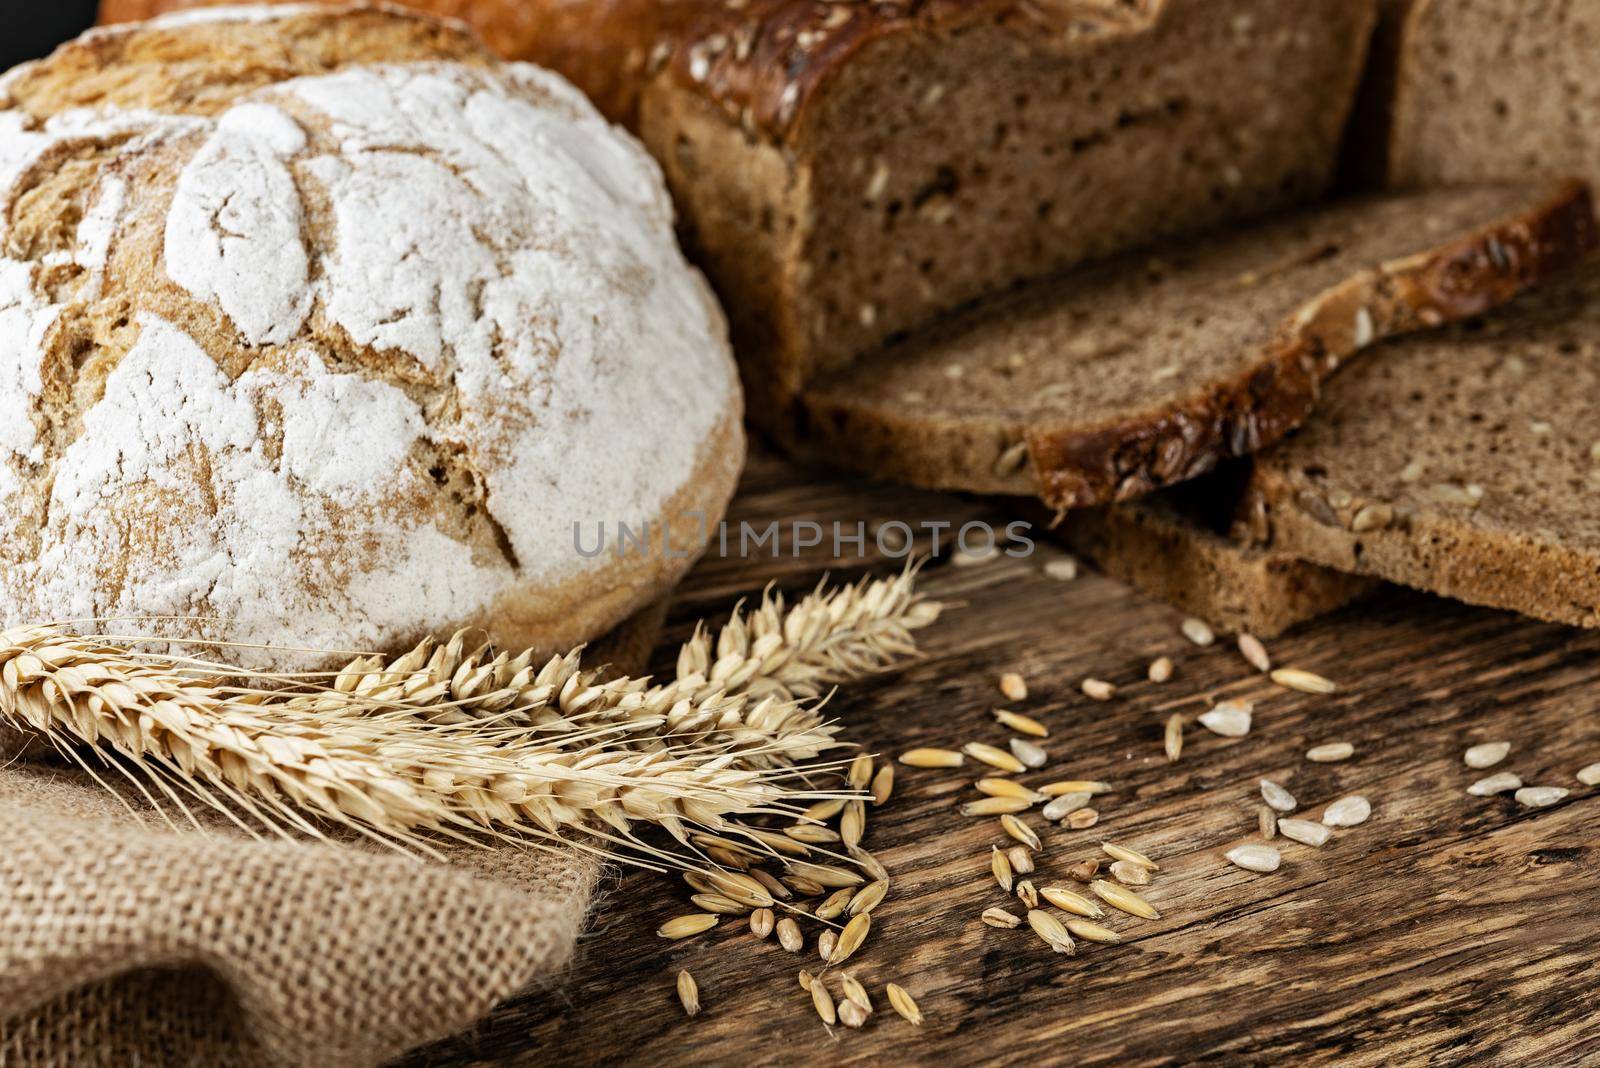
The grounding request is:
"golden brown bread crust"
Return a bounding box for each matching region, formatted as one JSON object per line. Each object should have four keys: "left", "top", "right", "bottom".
{"left": 102, "top": 0, "right": 1161, "bottom": 134}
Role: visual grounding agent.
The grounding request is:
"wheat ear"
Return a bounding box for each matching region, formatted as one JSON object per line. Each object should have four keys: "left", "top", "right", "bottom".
{"left": 303, "top": 568, "right": 940, "bottom": 766}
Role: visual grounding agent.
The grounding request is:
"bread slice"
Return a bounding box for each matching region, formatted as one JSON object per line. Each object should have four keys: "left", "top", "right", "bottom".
{"left": 104, "top": 0, "right": 1386, "bottom": 423}
{"left": 797, "top": 181, "right": 1596, "bottom": 508}
{"left": 1241, "top": 260, "right": 1600, "bottom": 628}
{"left": 1058, "top": 487, "right": 1379, "bottom": 639}
{"left": 1383, "top": 0, "right": 1600, "bottom": 190}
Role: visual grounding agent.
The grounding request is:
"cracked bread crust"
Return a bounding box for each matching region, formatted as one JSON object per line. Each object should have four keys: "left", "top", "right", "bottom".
{"left": 797, "top": 180, "right": 1597, "bottom": 509}
{"left": 0, "top": 6, "right": 744, "bottom": 667}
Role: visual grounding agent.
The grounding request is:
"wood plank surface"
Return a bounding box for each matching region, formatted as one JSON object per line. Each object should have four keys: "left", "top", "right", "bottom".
{"left": 410, "top": 449, "right": 1600, "bottom": 1067}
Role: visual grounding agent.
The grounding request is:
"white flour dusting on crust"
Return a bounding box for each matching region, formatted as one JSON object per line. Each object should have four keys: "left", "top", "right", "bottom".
{"left": 0, "top": 21, "right": 740, "bottom": 668}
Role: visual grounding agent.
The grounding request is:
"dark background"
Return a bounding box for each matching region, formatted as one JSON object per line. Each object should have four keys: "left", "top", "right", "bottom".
{"left": 4, "top": 1, "right": 98, "bottom": 71}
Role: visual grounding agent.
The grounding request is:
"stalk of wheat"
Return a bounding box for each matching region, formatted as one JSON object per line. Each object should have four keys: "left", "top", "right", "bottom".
{"left": 0, "top": 571, "right": 939, "bottom": 859}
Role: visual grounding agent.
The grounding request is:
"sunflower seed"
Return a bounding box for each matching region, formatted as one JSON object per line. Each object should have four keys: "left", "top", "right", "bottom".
{"left": 1066, "top": 859, "right": 1100, "bottom": 883}
{"left": 1278, "top": 818, "right": 1331, "bottom": 846}
{"left": 1238, "top": 633, "right": 1271, "bottom": 673}
{"left": 1027, "top": 909, "right": 1076, "bottom": 954}
{"left": 776, "top": 917, "right": 803, "bottom": 952}
{"left": 962, "top": 796, "right": 1033, "bottom": 816}
{"left": 1271, "top": 668, "right": 1337, "bottom": 694}
{"left": 1321, "top": 795, "right": 1372, "bottom": 827}
{"left": 1101, "top": 843, "right": 1159, "bottom": 870}
{"left": 1066, "top": 808, "right": 1100, "bottom": 829}
{"left": 832, "top": 913, "right": 870, "bottom": 965}
{"left": 1039, "top": 780, "right": 1112, "bottom": 796}
{"left": 816, "top": 887, "right": 854, "bottom": 920}
{"left": 1042, "top": 792, "right": 1092, "bottom": 821}
{"left": 1578, "top": 762, "right": 1600, "bottom": 786}
{"left": 658, "top": 914, "right": 719, "bottom": 939}
{"left": 750, "top": 908, "right": 775, "bottom": 938}
{"left": 1090, "top": 880, "right": 1160, "bottom": 920}
{"left": 1009, "top": 737, "right": 1049, "bottom": 769}
{"left": 1467, "top": 771, "right": 1522, "bottom": 796}
{"left": 1164, "top": 713, "right": 1183, "bottom": 762}
{"left": 1199, "top": 701, "right": 1253, "bottom": 738}
{"left": 1515, "top": 786, "right": 1568, "bottom": 808}
{"left": 1260, "top": 779, "right": 1297, "bottom": 813}
{"left": 983, "top": 906, "right": 1023, "bottom": 928}
{"left": 1464, "top": 742, "right": 1510, "bottom": 769}
{"left": 837, "top": 999, "right": 869, "bottom": 1029}
{"left": 963, "top": 742, "right": 1027, "bottom": 774}
{"left": 1108, "top": 859, "right": 1151, "bottom": 886}
{"left": 1001, "top": 814, "right": 1041, "bottom": 850}
{"left": 995, "top": 708, "right": 1049, "bottom": 737}
{"left": 999, "top": 672, "right": 1029, "bottom": 701}
{"left": 1149, "top": 656, "right": 1175, "bottom": 683}
{"left": 840, "top": 975, "right": 872, "bottom": 1013}
{"left": 1181, "top": 617, "right": 1215, "bottom": 646}
{"left": 1007, "top": 846, "right": 1035, "bottom": 874}
{"left": 899, "top": 748, "right": 965, "bottom": 768}
{"left": 871, "top": 764, "right": 895, "bottom": 804}
{"left": 1038, "top": 885, "right": 1102, "bottom": 917}
{"left": 991, "top": 846, "right": 1015, "bottom": 892}
{"left": 811, "top": 978, "right": 837, "bottom": 1025}
{"left": 1259, "top": 806, "right": 1278, "bottom": 839}
{"left": 1306, "top": 742, "right": 1354, "bottom": 763}
{"left": 1044, "top": 558, "right": 1079, "bottom": 581}
{"left": 850, "top": 880, "right": 888, "bottom": 916}
{"left": 1226, "top": 844, "right": 1281, "bottom": 872}
{"left": 886, "top": 983, "right": 923, "bottom": 1025}
{"left": 1064, "top": 918, "right": 1123, "bottom": 944}
{"left": 847, "top": 754, "right": 874, "bottom": 789}
{"left": 1082, "top": 678, "right": 1117, "bottom": 701}
{"left": 676, "top": 970, "right": 700, "bottom": 1016}
{"left": 977, "top": 777, "right": 1045, "bottom": 802}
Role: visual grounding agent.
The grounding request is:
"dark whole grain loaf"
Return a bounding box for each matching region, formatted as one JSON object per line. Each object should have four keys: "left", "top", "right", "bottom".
{"left": 105, "top": 0, "right": 1380, "bottom": 424}
{"left": 1382, "top": 0, "right": 1600, "bottom": 191}
{"left": 1241, "top": 260, "right": 1600, "bottom": 628}
{"left": 797, "top": 180, "right": 1597, "bottom": 508}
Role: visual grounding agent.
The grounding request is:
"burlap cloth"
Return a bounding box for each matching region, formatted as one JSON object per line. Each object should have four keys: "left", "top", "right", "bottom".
{"left": 0, "top": 601, "right": 667, "bottom": 1067}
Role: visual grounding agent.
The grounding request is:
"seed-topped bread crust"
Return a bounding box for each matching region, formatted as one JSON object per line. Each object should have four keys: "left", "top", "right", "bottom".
{"left": 1241, "top": 260, "right": 1600, "bottom": 628}
{"left": 798, "top": 181, "right": 1596, "bottom": 508}
{"left": 0, "top": 6, "right": 744, "bottom": 666}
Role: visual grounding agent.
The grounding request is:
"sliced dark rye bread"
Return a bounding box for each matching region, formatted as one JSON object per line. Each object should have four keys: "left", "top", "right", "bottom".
{"left": 1056, "top": 487, "right": 1379, "bottom": 639}
{"left": 1383, "top": 0, "right": 1600, "bottom": 191}
{"left": 794, "top": 180, "right": 1595, "bottom": 509}
{"left": 1240, "top": 259, "right": 1600, "bottom": 628}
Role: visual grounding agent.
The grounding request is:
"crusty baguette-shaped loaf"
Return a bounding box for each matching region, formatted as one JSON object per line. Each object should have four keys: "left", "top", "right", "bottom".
{"left": 1241, "top": 261, "right": 1600, "bottom": 628}
{"left": 1381, "top": 0, "right": 1600, "bottom": 190}
{"left": 798, "top": 181, "right": 1597, "bottom": 508}
{"left": 0, "top": 7, "right": 744, "bottom": 667}
{"left": 1059, "top": 490, "right": 1379, "bottom": 639}
{"left": 103, "top": 0, "right": 1381, "bottom": 423}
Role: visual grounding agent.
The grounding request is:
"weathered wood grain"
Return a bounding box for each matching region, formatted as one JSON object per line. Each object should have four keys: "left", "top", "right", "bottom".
{"left": 408, "top": 450, "right": 1600, "bottom": 1067}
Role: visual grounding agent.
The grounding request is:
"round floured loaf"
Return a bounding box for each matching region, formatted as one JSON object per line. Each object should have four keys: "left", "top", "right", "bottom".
{"left": 0, "top": 5, "right": 744, "bottom": 666}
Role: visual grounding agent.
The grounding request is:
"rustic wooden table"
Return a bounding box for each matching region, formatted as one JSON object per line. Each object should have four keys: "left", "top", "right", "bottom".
{"left": 413, "top": 449, "right": 1600, "bottom": 1067}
